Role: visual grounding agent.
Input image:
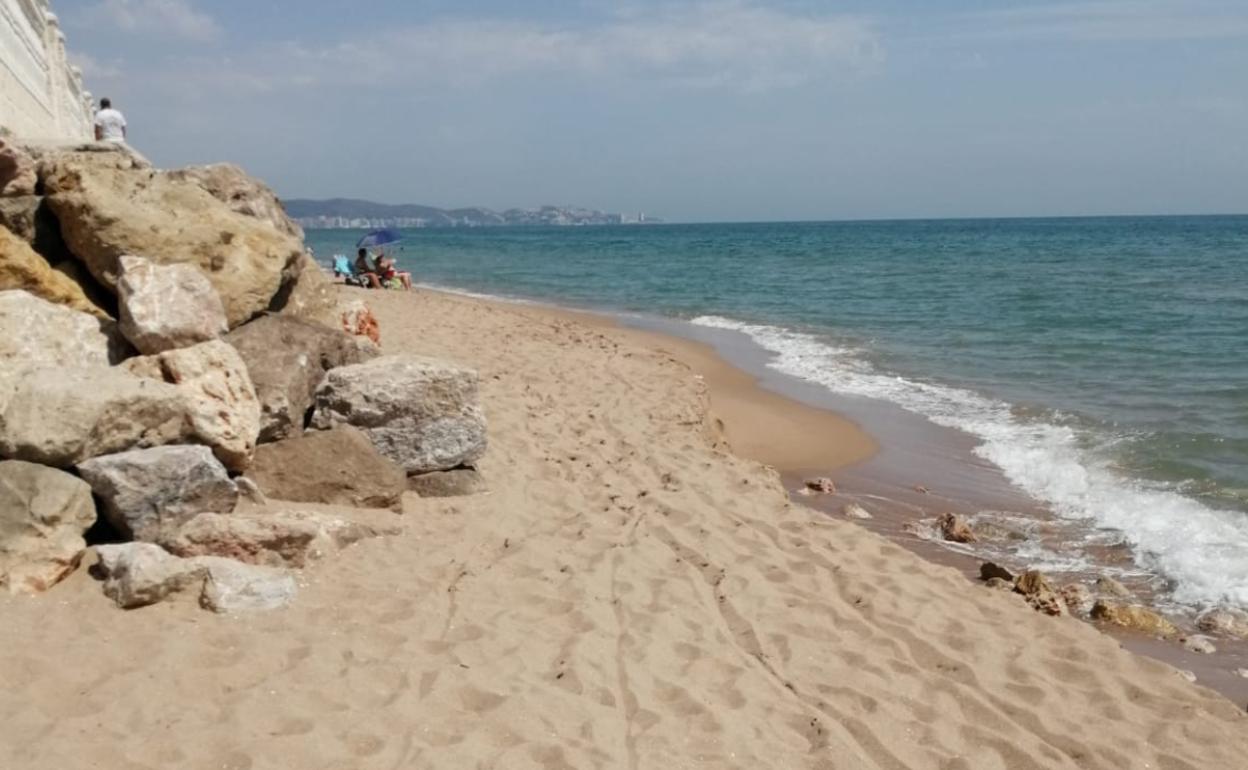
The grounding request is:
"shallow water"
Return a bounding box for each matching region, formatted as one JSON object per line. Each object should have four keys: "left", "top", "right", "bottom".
{"left": 309, "top": 216, "right": 1248, "bottom": 608}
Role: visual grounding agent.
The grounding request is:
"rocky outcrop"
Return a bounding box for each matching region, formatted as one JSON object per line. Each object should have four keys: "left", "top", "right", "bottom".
{"left": 804, "top": 477, "right": 836, "bottom": 494}
{"left": 0, "top": 461, "right": 96, "bottom": 594}
{"left": 77, "top": 446, "right": 238, "bottom": 542}
{"left": 0, "top": 139, "right": 37, "bottom": 196}
{"left": 165, "top": 163, "right": 304, "bottom": 239}
{"left": 246, "top": 427, "right": 406, "bottom": 509}
{"left": 93, "top": 542, "right": 296, "bottom": 612}
{"left": 339, "top": 298, "right": 381, "bottom": 345}
{"left": 124, "top": 340, "right": 261, "bottom": 471}
{"left": 1090, "top": 600, "right": 1180, "bottom": 638}
{"left": 0, "top": 290, "right": 121, "bottom": 365}
{"left": 0, "top": 364, "right": 192, "bottom": 467}
{"left": 42, "top": 148, "right": 303, "bottom": 326}
{"left": 225, "top": 314, "right": 378, "bottom": 443}
{"left": 160, "top": 510, "right": 393, "bottom": 568}
{"left": 980, "top": 562, "right": 1015, "bottom": 582}
{"left": 408, "top": 468, "right": 488, "bottom": 498}
{"left": 116, "top": 255, "right": 228, "bottom": 354}
{"left": 268, "top": 252, "right": 341, "bottom": 328}
{"left": 311, "top": 355, "right": 487, "bottom": 474}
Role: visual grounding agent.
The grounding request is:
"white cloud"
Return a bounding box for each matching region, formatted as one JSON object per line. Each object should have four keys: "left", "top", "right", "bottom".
{"left": 968, "top": 0, "right": 1248, "bottom": 42}
{"left": 172, "top": 2, "right": 882, "bottom": 94}
{"left": 86, "top": 0, "right": 221, "bottom": 42}
{"left": 68, "top": 52, "right": 123, "bottom": 80}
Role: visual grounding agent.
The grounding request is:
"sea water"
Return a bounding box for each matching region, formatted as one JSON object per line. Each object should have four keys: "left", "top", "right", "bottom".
{"left": 309, "top": 216, "right": 1248, "bottom": 608}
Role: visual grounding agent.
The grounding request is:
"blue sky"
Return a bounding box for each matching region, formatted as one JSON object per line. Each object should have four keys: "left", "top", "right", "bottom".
{"left": 56, "top": 0, "right": 1248, "bottom": 221}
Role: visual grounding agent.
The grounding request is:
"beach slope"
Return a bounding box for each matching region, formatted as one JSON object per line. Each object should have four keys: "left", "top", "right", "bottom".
{"left": 1, "top": 288, "right": 1244, "bottom": 770}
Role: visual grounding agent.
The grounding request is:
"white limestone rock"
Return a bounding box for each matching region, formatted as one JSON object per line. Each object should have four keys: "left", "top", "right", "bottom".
{"left": 94, "top": 542, "right": 207, "bottom": 609}
{"left": 0, "top": 364, "right": 192, "bottom": 467}
{"left": 0, "top": 461, "right": 96, "bottom": 594}
{"left": 310, "top": 355, "right": 488, "bottom": 474}
{"left": 0, "top": 289, "right": 124, "bottom": 368}
{"left": 124, "top": 340, "right": 261, "bottom": 471}
{"left": 116, "top": 255, "right": 228, "bottom": 354}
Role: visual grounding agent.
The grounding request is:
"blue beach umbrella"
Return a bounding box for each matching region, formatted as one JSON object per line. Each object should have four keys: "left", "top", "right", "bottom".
{"left": 356, "top": 228, "right": 403, "bottom": 250}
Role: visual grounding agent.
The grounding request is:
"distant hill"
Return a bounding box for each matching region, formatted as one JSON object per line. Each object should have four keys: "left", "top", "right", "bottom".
{"left": 285, "top": 198, "right": 658, "bottom": 229}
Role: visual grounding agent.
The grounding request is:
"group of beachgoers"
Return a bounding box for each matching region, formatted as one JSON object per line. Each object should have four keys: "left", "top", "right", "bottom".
{"left": 332, "top": 248, "right": 412, "bottom": 291}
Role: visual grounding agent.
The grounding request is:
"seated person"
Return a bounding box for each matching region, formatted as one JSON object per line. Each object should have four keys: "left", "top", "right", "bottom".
{"left": 374, "top": 252, "right": 412, "bottom": 291}
{"left": 354, "top": 248, "right": 382, "bottom": 289}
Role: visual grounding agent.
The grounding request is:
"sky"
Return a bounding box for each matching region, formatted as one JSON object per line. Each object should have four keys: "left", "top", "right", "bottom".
{"left": 54, "top": 0, "right": 1248, "bottom": 222}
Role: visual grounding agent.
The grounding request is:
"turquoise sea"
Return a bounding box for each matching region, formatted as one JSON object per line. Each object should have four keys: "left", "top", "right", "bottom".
{"left": 308, "top": 216, "right": 1248, "bottom": 608}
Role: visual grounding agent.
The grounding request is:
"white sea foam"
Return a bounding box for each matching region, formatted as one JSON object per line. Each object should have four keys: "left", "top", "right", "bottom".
{"left": 691, "top": 315, "right": 1248, "bottom": 609}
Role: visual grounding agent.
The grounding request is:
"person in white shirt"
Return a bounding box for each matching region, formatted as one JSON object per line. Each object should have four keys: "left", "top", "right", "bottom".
{"left": 94, "top": 98, "right": 127, "bottom": 143}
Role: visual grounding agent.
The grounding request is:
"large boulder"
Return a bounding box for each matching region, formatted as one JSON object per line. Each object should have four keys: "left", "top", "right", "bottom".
{"left": 0, "top": 138, "right": 36, "bottom": 196}
{"left": 0, "top": 461, "right": 96, "bottom": 594}
{"left": 246, "top": 426, "right": 405, "bottom": 509}
{"left": 116, "top": 255, "right": 228, "bottom": 353}
{"left": 0, "top": 364, "right": 192, "bottom": 467}
{"left": 160, "top": 510, "right": 393, "bottom": 568}
{"left": 124, "top": 340, "right": 261, "bottom": 470}
{"left": 77, "top": 446, "right": 238, "bottom": 542}
{"left": 165, "top": 163, "right": 303, "bottom": 239}
{"left": 311, "top": 355, "right": 487, "bottom": 474}
{"left": 0, "top": 235, "right": 111, "bottom": 318}
{"left": 42, "top": 150, "right": 303, "bottom": 327}
{"left": 268, "top": 252, "right": 341, "bottom": 328}
{"left": 225, "top": 314, "right": 378, "bottom": 442}
{"left": 0, "top": 290, "right": 122, "bottom": 366}
{"left": 93, "top": 542, "right": 295, "bottom": 612}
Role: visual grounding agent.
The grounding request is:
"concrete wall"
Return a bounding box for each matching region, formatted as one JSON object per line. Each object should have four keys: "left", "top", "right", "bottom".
{"left": 0, "top": 0, "right": 93, "bottom": 141}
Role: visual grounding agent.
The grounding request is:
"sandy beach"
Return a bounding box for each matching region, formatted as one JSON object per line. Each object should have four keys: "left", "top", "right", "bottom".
{"left": 2, "top": 286, "right": 1246, "bottom": 770}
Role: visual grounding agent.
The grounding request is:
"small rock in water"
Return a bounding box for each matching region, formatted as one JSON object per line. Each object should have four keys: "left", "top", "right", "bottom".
{"left": 1096, "top": 575, "right": 1131, "bottom": 598}
{"left": 1235, "top": 668, "right": 1248, "bottom": 679}
{"left": 980, "top": 562, "right": 1014, "bottom": 583}
{"left": 842, "top": 503, "right": 872, "bottom": 520}
{"left": 804, "top": 477, "right": 836, "bottom": 494}
{"left": 912, "top": 485, "right": 929, "bottom": 495}
{"left": 1178, "top": 670, "right": 1197, "bottom": 683}
{"left": 1090, "top": 600, "right": 1180, "bottom": 638}
{"left": 1014, "top": 570, "right": 1065, "bottom": 616}
{"left": 1180, "top": 635, "right": 1218, "bottom": 655}
{"left": 937, "top": 513, "right": 977, "bottom": 544}
{"left": 1195, "top": 609, "right": 1248, "bottom": 640}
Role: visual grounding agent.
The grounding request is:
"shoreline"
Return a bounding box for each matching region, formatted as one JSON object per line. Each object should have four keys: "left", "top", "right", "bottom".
{"left": 411, "top": 284, "right": 1248, "bottom": 705}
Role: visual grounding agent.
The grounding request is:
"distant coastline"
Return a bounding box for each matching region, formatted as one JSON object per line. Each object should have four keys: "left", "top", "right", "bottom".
{"left": 285, "top": 197, "right": 661, "bottom": 229}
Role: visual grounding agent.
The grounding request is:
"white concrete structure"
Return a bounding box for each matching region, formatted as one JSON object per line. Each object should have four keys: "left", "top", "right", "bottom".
{"left": 1, "top": 0, "right": 94, "bottom": 140}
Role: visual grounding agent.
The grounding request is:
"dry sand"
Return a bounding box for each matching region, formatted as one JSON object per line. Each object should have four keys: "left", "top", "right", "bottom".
{"left": 2, "top": 287, "right": 1246, "bottom": 770}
